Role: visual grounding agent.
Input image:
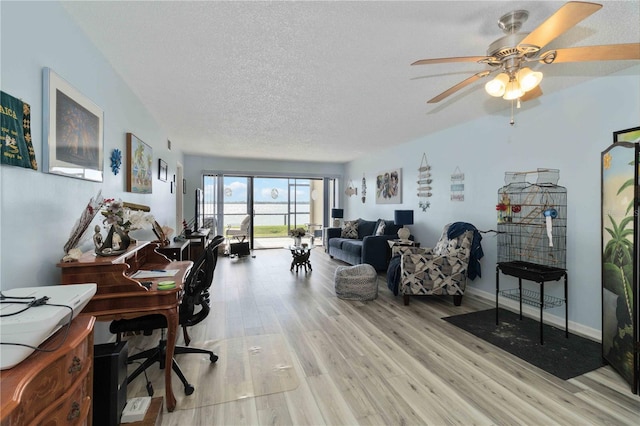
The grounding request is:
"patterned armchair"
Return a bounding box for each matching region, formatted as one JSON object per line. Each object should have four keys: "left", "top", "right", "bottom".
{"left": 398, "top": 224, "right": 474, "bottom": 306}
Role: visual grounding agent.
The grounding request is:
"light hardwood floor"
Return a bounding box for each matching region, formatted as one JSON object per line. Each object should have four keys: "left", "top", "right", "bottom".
{"left": 126, "top": 248, "right": 640, "bottom": 425}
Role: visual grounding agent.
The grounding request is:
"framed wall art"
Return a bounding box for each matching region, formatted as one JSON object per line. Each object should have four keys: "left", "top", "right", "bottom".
{"left": 376, "top": 168, "right": 402, "bottom": 204}
{"left": 126, "top": 133, "right": 153, "bottom": 193}
{"left": 42, "top": 67, "right": 103, "bottom": 181}
{"left": 158, "top": 158, "right": 168, "bottom": 182}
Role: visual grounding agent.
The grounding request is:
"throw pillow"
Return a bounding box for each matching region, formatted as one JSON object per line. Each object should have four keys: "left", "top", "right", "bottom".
{"left": 374, "top": 219, "right": 385, "bottom": 236}
{"left": 433, "top": 238, "right": 449, "bottom": 256}
{"left": 341, "top": 220, "right": 359, "bottom": 239}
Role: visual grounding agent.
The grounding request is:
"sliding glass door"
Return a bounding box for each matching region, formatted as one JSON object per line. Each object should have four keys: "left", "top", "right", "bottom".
{"left": 204, "top": 174, "right": 333, "bottom": 249}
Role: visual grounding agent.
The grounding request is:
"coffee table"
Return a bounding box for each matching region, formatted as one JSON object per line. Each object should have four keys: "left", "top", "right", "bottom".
{"left": 286, "top": 245, "right": 313, "bottom": 273}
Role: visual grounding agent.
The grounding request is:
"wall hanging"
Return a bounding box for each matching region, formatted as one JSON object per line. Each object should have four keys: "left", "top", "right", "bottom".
{"left": 417, "top": 154, "right": 431, "bottom": 211}
{"left": 110, "top": 149, "right": 122, "bottom": 175}
{"left": 126, "top": 132, "right": 152, "bottom": 193}
{"left": 345, "top": 180, "right": 357, "bottom": 197}
{"left": 43, "top": 68, "right": 103, "bottom": 182}
{"left": 361, "top": 173, "right": 367, "bottom": 203}
{"left": 0, "top": 91, "right": 37, "bottom": 170}
{"left": 376, "top": 168, "right": 402, "bottom": 204}
{"left": 601, "top": 126, "right": 640, "bottom": 394}
{"left": 450, "top": 166, "right": 465, "bottom": 201}
{"left": 158, "top": 158, "right": 168, "bottom": 182}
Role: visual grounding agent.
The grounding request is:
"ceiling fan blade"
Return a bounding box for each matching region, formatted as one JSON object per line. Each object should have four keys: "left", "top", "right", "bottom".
{"left": 546, "top": 43, "right": 640, "bottom": 63}
{"left": 519, "top": 2, "right": 602, "bottom": 50}
{"left": 412, "top": 56, "right": 490, "bottom": 66}
{"left": 520, "top": 86, "right": 543, "bottom": 102}
{"left": 427, "top": 71, "right": 491, "bottom": 103}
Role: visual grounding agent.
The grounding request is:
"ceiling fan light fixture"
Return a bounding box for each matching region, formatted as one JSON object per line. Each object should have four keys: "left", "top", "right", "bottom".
{"left": 485, "top": 72, "right": 509, "bottom": 97}
{"left": 517, "top": 67, "right": 543, "bottom": 92}
{"left": 502, "top": 79, "right": 524, "bottom": 100}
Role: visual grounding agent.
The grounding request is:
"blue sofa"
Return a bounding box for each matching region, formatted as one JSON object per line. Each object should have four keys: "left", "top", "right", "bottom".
{"left": 327, "top": 218, "right": 402, "bottom": 271}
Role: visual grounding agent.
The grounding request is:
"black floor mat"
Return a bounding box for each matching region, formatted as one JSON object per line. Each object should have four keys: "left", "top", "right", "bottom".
{"left": 443, "top": 308, "right": 604, "bottom": 380}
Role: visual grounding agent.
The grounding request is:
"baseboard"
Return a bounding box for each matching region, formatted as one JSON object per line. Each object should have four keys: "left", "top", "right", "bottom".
{"left": 465, "top": 287, "right": 601, "bottom": 343}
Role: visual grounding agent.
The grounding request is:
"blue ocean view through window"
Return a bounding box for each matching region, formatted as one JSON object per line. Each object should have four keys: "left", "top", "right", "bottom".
{"left": 211, "top": 202, "right": 311, "bottom": 227}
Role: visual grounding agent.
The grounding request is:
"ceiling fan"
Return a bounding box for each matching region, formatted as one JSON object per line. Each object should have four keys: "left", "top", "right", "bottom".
{"left": 412, "top": 1, "right": 640, "bottom": 105}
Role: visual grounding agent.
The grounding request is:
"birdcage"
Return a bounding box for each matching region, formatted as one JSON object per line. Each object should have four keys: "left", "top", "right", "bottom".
{"left": 496, "top": 169, "right": 567, "bottom": 270}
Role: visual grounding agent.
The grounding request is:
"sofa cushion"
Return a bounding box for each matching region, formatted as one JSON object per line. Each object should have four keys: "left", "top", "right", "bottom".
{"left": 341, "top": 220, "right": 359, "bottom": 239}
{"left": 329, "top": 237, "right": 348, "bottom": 250}
{"left": 341, "top": 240, "right": 363, "bottom": 257}
{"left": 383, "top": 220, "right": 401, "bottom": 236}
{"left": 357, "top": 219, "right": 377, "bottom": 239}
{"left": 374, "top": 219, "right": 386, "bottom": 236}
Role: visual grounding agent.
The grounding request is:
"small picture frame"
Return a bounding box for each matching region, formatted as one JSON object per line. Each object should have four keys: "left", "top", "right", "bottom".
{"left": 158, "top": 159, "right": 168, "bottom": 182}
{"left": 126, "top": 133, "right": 152, "bottom": 193}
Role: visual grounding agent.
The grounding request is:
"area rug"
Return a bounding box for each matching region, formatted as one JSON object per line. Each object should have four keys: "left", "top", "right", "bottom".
{"left": 127, "top": 333, "right": 300, "bottom": 410}
{"left": 443, "top": 308, "right": 603, "bottom": 380}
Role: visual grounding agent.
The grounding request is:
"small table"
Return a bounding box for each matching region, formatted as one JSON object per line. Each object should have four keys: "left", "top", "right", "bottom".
{"left": 157, "top": 239, "right": 190, "bottom": 261}
{"left": 185, "top": 228, "right": 211, "bottom": 261}
{"left": 387, "top": 239, "right": 419, "bottom": 256}
{"left": 286, "top": 245, "right": 313, "bottom": 273}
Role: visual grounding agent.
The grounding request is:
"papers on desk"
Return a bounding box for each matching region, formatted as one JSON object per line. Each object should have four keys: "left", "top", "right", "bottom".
{"left": 131, "top": 269, "right": 180, "bottom": 279}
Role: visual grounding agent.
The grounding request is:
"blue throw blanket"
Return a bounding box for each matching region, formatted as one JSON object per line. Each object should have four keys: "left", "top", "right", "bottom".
{"left": 447, "top": 222, "right": 484, "bottom": 280}
{"left": 387, "top": 255, "right": 402, "bottom": 295}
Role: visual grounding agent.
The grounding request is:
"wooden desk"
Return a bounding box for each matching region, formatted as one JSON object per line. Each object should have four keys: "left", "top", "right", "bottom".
{"left": 1, "top": 315, "right": 95, "bottom": 426}
{"left": 57, "top": 242, "right": 192, "bottom": 413}
{"left": 157, "top": 239, "right": 190, "bottom": 261}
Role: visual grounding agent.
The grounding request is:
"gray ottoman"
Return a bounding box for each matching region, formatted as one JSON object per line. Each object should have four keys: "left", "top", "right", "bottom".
{"left": 334, "top": 264, "right": 378, "bottom": 301}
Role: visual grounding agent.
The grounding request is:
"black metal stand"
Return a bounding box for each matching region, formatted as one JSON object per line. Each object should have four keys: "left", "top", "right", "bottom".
{"left": 496, "top": 261, "right": 568, "bottom": 345}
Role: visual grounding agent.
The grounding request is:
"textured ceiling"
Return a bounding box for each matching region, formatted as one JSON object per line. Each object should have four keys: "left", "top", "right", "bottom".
{"left": 61, "top": 1, "right": 640, "bottom": 163}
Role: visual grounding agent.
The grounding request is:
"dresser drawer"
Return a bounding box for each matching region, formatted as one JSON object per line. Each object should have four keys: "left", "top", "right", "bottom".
{"left": 8, "top": 335, "right": 91, "bottom": 425}
{"left": 1, "top": 317, "right": 95, "bottom": 426}
{"left": 32, "top": 371, "right": 92, "bottom": 426}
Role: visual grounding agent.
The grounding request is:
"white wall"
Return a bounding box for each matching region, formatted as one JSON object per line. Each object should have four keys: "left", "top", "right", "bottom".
{"left": 344, "top": 65, "right": 640, "bottom": 335}
{"left": 0, "top": 1, "right": 181, "bottom": 289}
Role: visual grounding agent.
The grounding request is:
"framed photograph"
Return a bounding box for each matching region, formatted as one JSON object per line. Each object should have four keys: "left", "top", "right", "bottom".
{"left": 126, "top": 133, "right": 153, "bottom": 193}
{"left": 42, "top": 68, "right": 103, "bottom": 181}
{"left": 158, "top": 159, "right": 168, "bottom": 182}
{"left": 375, "top": 168, "right": 402, "bottom": 204}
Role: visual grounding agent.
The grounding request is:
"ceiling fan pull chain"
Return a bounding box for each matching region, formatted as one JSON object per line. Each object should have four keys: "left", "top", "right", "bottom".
{"left": 510, "top": 100, "right": 515, "bottom": 126}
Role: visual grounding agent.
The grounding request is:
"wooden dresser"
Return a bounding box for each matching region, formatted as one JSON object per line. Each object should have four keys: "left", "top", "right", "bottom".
{"left": 0, "top": 315, "right": 95, "bottom": 426}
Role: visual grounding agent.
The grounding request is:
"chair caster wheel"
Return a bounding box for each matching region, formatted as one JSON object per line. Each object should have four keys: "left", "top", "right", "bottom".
{"left": 185, "top": 384, "right": 195, "bottom": 395}
{"left": 210, "top": 353, "right": 219, "bottom": 363}
{"left": 146, "top": 382, "right": 154, "bottom": 397}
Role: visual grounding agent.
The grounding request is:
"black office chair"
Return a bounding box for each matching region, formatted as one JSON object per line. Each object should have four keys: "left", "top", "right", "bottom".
{"left": 110, "top": 235, "right": 225, "bottom": 396}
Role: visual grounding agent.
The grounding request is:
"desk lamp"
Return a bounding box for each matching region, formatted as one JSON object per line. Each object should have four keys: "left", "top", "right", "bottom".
{"left": 394, "top": 210, "right": 414, "bottom": 241}
{"left": 331, "top": 208, "right": 344, "bottom": 227}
